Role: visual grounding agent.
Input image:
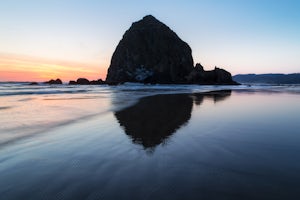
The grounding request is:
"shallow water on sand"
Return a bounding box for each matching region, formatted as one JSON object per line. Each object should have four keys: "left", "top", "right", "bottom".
{"left": 0, "top": 84, "right": 300, "bottom": 199}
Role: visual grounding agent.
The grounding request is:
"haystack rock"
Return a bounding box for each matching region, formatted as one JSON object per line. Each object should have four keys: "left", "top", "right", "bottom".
{"left": 106, "top": 15, "right": 194, "bottom": 84}
{"left": 106, "top": 15, "right": 239, "bottom": 85}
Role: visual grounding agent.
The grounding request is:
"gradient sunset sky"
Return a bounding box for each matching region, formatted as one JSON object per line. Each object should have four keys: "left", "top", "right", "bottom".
{"left": 0, "top": 0, "right": 299, "bottom": 82}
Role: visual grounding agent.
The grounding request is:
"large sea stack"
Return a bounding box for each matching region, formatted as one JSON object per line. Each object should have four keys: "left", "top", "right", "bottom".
{"left": 106, "top": 15, "right": 238, "bottom": 85}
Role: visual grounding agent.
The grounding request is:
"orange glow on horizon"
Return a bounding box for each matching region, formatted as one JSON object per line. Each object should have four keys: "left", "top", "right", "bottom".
{"left": 0, "top": 53, "right": 108, "bottom": 82}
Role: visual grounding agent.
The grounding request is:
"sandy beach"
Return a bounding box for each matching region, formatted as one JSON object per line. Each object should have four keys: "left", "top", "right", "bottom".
{"left": 1, "top": 84, "right": 300, "bottom": 199}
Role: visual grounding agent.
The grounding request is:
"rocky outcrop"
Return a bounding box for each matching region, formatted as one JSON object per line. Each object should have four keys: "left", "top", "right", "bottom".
{"left": 90, "top": 79, "right": 105, "bottom": 85}
{"left": 106, "top": 15, "right": 194, "bottom": 84}
{"left": 45, "top": 79, "right": 62, "bottom": 84}
{"left": 29, "top": 82, "right": 38, "bottom": 85}
{"left": 187, "top": 64, "right": 238, "bottom": 85}
{"left": 106, "top": 15, "right": 239, "bottom": 85}
{"left": 76, "top": 78, "right": 90, "bottom": 85}
{"left": 69, "top": 80, "right": 77, "bottom": 85}
{"left": 213, "top": 67, "right": 237, "bottom": 85}
{"left": 68, "top": 78, "right": 105, "bottom": 85}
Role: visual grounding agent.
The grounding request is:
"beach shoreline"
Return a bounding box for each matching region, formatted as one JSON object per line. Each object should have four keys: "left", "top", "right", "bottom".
{"left": 0, "top": 85, "right": 300, "bottom": 199}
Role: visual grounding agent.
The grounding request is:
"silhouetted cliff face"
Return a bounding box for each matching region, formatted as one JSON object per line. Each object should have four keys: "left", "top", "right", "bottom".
{"left": 106, "top": 15, "right": 194, "bottom": 84}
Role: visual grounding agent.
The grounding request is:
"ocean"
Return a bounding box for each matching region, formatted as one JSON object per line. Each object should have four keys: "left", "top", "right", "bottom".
{"left": 0, "top": 82, "right": 300, "bottom": 199}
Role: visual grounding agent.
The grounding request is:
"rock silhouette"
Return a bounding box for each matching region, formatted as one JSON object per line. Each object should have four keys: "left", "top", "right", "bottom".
{"left": 76, "top": 78, "right": 90, "bottom": 85}
{"left": 69, "top": 80, "right": 77, "bottom": 85}
{"left": 106, "top": 15, "right": 238, "bottom": 85}
{"left": 187, "top": 65, "right": 238, "bottom": 85}
{"left": 90, "top": 79, "right": 105, "bottom": 85}
{"left": 29, "top": 82, "right": 38, "bottom": 85}
{"left": 114, "top": 90, "right": 231, "bottom": 150}
{"left": 68, "top": 78, "right": 105, "bottom": 85}
{"left": 106, "top": 15, "right": 194, "bottom": 84}
{"left": 45, "top": 79, "right": 62, "bottom": 84}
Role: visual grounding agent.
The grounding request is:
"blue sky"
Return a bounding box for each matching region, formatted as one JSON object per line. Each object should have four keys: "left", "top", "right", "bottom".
{"left": 0, "top": 0, "right": 299, "bottom": 81}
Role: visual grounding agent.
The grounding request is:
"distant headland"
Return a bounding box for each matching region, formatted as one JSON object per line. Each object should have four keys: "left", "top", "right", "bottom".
{"left": 233, "top": 73, "right": 300, "bottom": 84}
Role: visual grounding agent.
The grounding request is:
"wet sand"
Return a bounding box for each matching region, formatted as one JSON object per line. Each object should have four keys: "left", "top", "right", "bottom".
{"left": 1, "top": 89, "right": 300, "bottom": 199}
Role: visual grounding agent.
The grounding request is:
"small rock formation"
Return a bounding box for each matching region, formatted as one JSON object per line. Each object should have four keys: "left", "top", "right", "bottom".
{"left": 45, "top": 79, "right": 62, "bottom": 84}
{"left": 68, "top": 78, "right": 105, "bottom": 85}
{"left": 106, "top": 15, "right": 239, "bottom": 85}
{"left": 76, "top": 78, "right": 90, "bottom": 85}
{"left": 187, "top": 64, "right": 238, "bottom": 85}
{"left": 29, "top": 82, "right": 38, "bottom": 85}
{"left": 90, "top": 79, "right": 105, "bottom": 85}
{"left": 213, "top": 67, "right": 237, "bottom": 85}
{"left": 69, "top": 80, "right": 77, "bottom": 85}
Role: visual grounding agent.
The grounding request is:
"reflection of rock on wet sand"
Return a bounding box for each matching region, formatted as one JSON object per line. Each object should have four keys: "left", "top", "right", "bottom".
{"left": 192, "top": 90, "right": 232, "bottom": 105}
{"left": 114, "top": 90, "right": 231, "bottom": 150}
{"left": 115, "top": 94, "right": 193, "bottom": 149}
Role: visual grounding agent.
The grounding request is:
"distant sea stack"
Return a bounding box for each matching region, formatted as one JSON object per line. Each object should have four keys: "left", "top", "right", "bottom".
{"left": 45, "top": 78, "right": 62, "bottom": 84}
{"left": 106, "top": 15, "right": 238, "bottom": 85}
{"left": 68, "top": 78, "right": 105, "bottom": 85}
